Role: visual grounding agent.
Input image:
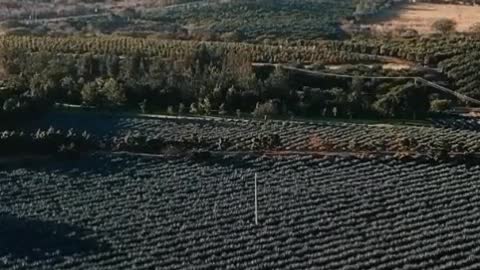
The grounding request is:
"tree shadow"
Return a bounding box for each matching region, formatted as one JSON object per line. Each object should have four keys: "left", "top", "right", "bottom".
{"left": 0, "top": 213, "right": 110, "bottom": 261}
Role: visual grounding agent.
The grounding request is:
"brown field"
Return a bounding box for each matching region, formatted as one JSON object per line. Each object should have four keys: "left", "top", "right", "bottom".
{"left": 363, "top": 3, "right": 480, "bottom": 34}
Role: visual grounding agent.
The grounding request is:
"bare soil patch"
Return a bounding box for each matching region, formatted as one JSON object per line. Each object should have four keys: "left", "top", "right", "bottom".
{"left": 363, "top": 3, "right": 480, "bottom": 34}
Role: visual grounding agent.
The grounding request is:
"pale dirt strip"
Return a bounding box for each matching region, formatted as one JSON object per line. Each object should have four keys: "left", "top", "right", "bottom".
{"left": 252, "top": 62, "right": 480, "bottom": 106}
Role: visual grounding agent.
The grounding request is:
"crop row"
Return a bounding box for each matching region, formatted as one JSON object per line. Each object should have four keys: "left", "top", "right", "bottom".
{"left": 2, "top": 152, "right": 480, "bottom": 269}
{"left": 27, "top": 112, "right": 480, "bottom": 154}
{"left": 432, "top": 116, "right": 480, "bottom": 132}
{"left": 0, "top": 35, "right": 392, "bottom": 65}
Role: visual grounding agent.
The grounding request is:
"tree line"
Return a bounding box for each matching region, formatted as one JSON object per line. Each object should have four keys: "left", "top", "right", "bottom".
{"left": 0, "top": 35, "right": 461, "bottom": 121}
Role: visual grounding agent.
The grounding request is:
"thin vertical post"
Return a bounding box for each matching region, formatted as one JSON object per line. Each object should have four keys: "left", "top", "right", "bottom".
{"left": 254, "top": 173, "right": 258, "bottom": 225}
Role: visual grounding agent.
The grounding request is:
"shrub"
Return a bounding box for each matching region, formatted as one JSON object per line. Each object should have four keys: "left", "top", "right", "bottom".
{"left": 432, "top": 18, "right": 457, "bottom": 34}
{"left": 430, "top": 99, "right": 451, "bottom": 112}
{"left": 253, "top": 100, "right": 280, "bottom": 118}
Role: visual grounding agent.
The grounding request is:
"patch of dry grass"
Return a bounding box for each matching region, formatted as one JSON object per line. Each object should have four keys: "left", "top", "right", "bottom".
{"left": 363, "top": 3, "right": 480, "bottom": 33}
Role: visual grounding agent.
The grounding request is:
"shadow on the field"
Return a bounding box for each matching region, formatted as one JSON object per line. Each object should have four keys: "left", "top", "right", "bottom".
{"left": 190, "top": 153, "right": 258, "bottom": 170}
{"left": 0, "top": 213, "right": 110, "bottom": 261}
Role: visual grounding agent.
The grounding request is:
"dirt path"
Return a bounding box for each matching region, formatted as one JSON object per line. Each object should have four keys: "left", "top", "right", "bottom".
{"left": 253, "top": 63, "right": 480, "bottom": 106}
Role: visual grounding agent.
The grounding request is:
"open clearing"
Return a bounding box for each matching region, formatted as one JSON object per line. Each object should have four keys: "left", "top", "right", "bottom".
{"left": 363, "top": 3, "right": 480, "bottom": 33}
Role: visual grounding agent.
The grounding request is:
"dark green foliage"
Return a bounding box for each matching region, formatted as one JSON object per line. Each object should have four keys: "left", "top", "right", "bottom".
{"left": 0, "top": 34, "right": 469, "bottom": 119}
{"left": 143, "top": 0, "right": 354, "bottom": 40}
{"left": 0, "top": 128, "right": 96, "bottom": 156}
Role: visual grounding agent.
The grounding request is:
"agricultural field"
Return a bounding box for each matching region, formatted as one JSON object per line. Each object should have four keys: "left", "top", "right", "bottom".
{"left": 0, "top": 0, "right": 393, "bottom": 39}
{"left": 141, "top": 0, "right": 355, "bottom": 40}
{"left": 361, "top": 2, "right": 480, "bottom": 34}
{"left": 24, "top": 111, "right": 480, "bottom": 154}
{"left": 0, "top": 0, "right": 200, "bottom": 21}
{"left": 5, "top": 1, "right": 480, "bottom": 269}
{"left": 3, "top": 146, "right": 480, "bottom": 269}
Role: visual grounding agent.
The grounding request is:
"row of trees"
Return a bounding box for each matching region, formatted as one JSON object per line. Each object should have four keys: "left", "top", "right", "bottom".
{"left": 0, "top": 128, "right": 95, "bottom": 157}
{"left": 0, "top": 36, "right": 457, "bottom": 120}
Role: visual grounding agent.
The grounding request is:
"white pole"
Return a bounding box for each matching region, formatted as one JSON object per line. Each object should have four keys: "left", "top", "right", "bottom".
{"left": 254, "top": 173, "right": 258, "bottom": 225}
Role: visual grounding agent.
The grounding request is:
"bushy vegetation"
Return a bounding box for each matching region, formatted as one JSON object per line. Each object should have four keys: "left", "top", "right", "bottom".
{"left": 325, "top": 34, "right": 480, "bottom": 99}
{"left": 138, "top": 0, "right": 397, "bottom": 40}
{"left": 143, "top": 0, "right": 354, "bottom": 40}
{"left": 0, "top": 35, "right": 459, "bottom": 120}
{"left": 0, "top": 0, "right": 397, "bottom": 39}
{"left": 26, "top": 112, "right": 480, "bottom": 161}
{"left": 0, "top": 128, "right": 95, "bottom": 157}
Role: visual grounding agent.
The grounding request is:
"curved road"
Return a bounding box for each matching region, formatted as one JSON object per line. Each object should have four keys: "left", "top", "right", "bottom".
{"left": 253, "top": 62, "right": 480, "bottom": 106}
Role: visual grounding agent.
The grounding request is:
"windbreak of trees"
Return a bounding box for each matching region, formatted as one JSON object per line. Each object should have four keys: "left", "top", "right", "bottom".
{"left": 0, "top": 35, "right": 458, "bottom": 120}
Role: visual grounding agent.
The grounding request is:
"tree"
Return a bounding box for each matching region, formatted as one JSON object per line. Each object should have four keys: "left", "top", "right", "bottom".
{"left": 263, "top": 67, "right": 291, "bottom": 101}
{"left": 432, "top": 18, "right": 457, "bottom": 34}
{"left": 400, "top": 83, "right": 429, "bottom": 120}
{"left": 198, "top": 97, "right": 212, "bottom": 115}
{"left": 29, "top": 73, "right": 54, "bottom": 99}
{"left": 81, "top": 81, "right": 101, "bottom": 105}
{"left": 253, "top": 100, "right": 280, "bottom": 118}
{"left": 347, "top": 77, "right": 370, "bottom": 117}
{"left": 373, "top": 92, "right": 401, "bottom": 117}
{"left": 102, "top": 78, "right": 126, "bottom": 106}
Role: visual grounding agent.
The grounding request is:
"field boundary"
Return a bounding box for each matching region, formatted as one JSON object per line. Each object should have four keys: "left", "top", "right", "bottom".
{"left": 109, "top": 149, "right": 479, "bottom": 161}
{"left": 53, "top": 104, "right": 431, "bottom": 128}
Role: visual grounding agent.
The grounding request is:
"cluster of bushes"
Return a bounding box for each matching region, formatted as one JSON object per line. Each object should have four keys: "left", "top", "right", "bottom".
{"left": 111, "top": 132, "right": 208, "bottom": 154}
{"left": 111, "top": 130, "right": 282, "bottom": 154}
{"left": 249, "top": 133, "right": 282, "bottom": 151}
{"left": 0, "top": 81, "right": 51, "bottom": 125}
{"left": 0, "top": 128, "right": 96, "bottom": 157}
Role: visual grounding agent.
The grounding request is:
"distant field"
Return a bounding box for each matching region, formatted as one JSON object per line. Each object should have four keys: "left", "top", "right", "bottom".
{"left": 364, "top": 3, "right": 480, "bottom": 33}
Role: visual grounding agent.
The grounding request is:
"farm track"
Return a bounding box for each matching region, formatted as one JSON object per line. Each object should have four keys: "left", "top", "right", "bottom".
{"left": 253, "top": 63, "right": 480, "bottom": 106}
